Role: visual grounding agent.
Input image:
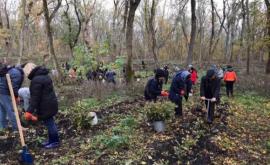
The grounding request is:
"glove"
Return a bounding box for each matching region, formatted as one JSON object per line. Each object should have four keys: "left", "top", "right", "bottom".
{"left": 200, "top": 96, "right": 206, "bottom": 100}
{"left": 211, "top": 98, "right": 217, "bottom": 102}
{"left": 180, "top": 90, "right": 185, "bottom": 96}
{"left": 161, "top": 91, "right": 169, "bottom": 96}
{"left": 24, "top": 112, "right": 38, "bottom": 122}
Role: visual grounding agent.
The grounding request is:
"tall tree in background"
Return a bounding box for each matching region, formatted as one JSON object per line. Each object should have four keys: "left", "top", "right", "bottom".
{"left": 125, "top": 0, "right": 141, "bottom": 83}
{"left": 144, "top": 0, "right": 159, "bottom": 66}
{"left": 63, "top": 0, "right": 82, "bottom": 57}
{"left": 42, "top": 0, "right": 63, "bottom": 80}
{"left": 187, "top": 0, "right": 196, "bottom": 65}
{"left": 209, "top": 0, "right": 215, "bottom": 61}
{"left": 246, "top": 0, "right": 251, "bottom": 74}
{"left": 265, "top": 0, "right": 270, "bottom": 74}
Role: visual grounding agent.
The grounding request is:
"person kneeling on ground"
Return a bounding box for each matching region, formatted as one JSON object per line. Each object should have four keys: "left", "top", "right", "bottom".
{"left": 144, "top": 68, "right": 169, "bottom": 102}
{"left": 169, "top": 70, "right": 192, "bottom": 117}
{"left": 23, "top": 64, "right": 60, "bottom": 149}
{"left": 200, "top": 69, "right": 220, "bottom": 124}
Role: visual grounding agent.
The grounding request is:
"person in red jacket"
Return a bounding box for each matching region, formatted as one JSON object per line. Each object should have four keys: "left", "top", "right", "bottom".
{"left": 223, "top": 66, "right": 237, "bottom": 97}
{"left": 188, "top": 65, "right": 198, "bottom": 85}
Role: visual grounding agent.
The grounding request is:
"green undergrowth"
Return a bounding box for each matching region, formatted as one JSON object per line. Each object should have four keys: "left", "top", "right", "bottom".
{"left": 61, "top": 93, "right": 134, "bottom": 129}
{"left": 233, "top": 92, "right": 270, "bottom": 115}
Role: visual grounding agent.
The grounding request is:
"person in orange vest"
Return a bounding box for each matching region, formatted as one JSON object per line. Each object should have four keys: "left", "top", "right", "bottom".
{"left": 223, "top": 65, "right": 237, "bottom": 97}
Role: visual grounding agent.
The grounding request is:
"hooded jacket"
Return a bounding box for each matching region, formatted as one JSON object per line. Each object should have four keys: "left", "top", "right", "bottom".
{"left": 169, "top": 70, "right": 192, "bottom": 103}
{"left": 200, "top": 69, "right": 220, "bottom": 99}
{"left": 144, "top": 69, "right": 165, "bottom": 101}
{"left": 27, "top": 66, "right": 58, "bottom": 120}
{"left": 0, "top": 65, "right": 24, "bottom": 97}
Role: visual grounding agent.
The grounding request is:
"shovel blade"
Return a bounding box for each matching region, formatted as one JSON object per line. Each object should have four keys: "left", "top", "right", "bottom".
{"left": 19, "top": 146, "right": 33, "bottom": 165}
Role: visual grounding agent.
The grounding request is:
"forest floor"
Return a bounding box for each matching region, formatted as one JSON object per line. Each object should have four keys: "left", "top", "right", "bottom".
{"left": 0, "top": 81, "right": 270, "bottom": 165}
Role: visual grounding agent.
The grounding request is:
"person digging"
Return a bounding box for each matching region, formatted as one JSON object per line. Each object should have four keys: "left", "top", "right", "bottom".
{"left": 169, "top": 70, "right": 192, "bottom": 117}
{"left": 200, "top": 69, "right": 220, "bottom": 124}
{"left": 23, "top": 64, "right": 60, "bottom": 149}
{"left": 144, "top": 68, "right": 169, "bottom": 102}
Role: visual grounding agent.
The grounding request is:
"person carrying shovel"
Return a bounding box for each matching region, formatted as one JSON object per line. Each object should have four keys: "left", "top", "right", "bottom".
{"left": 200, "top": 69, "right": 220, "bottom": 124}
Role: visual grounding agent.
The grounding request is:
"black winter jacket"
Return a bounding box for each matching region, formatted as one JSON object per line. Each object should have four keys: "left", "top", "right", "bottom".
{"left": 200, "top": 72, "right": 220, "bottom": 99}
{"left": 144, "top": 77, "right": 163, "bottom": 101}
{"left": 27, "top": 66, "right": 58, "bottom": 120}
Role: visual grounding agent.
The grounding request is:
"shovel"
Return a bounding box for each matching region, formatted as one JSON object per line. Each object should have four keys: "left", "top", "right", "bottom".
{"left": 205, "top": 98, "right": 211, "bottom": 122}
{"left": 6, "top": 74, "right": 33, "bottom": 165}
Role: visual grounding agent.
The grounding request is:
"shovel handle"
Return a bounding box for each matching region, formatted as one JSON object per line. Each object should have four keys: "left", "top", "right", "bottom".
{"left": 6, "top": 74, "right": 26, "bottom": 147}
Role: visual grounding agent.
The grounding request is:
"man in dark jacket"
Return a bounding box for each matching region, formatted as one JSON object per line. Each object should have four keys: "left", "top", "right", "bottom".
{"left": 24, "top": 66, "right": 60, "bottom": 149}
{"left": 169, "top": 70, "right": 192, "bottom": 117}
{"left": 200, "top": 69, "right": 220, "bottom": 124}
{"left": 144, "top": 69, "right": 168, "bottom": 101}
{"left": 0, "top": 63, "right": 24, "bottom": 131}
{"left": 163, "top": 65, "right": 169, "bottom": 84}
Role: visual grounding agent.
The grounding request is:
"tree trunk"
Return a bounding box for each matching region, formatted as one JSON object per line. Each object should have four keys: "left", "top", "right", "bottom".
{"left": 239, "top": 0, "right": 246, "bottom": 64}
{"left": 42, "top": 0, "right": 63, "bottom": 80}
{"left": 246, "top": 0, "right": 251, "bottom": 74}
{"left": 265, "top": 0, "right": 270, "bottom": 74}
{"left": 209, "top": 0, "right": 215, "bottom": 61}
{"left": 125, "top": 0, "right": 141, "bottom": 83}
{"left": 187, "top": 0, "right": 196, "bottom": 65}
{"left": 18, "top": 0, "right": 27, "bottom": 64}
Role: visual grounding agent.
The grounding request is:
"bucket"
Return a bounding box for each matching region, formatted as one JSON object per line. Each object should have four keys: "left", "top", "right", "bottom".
{"left": 153, "top": 121, "right": 165, "bottom": 132}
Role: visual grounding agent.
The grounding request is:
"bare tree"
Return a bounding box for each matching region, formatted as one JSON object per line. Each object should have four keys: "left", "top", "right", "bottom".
{"left": 42, "top": 0, "right": 63, "bottom": 80}
{"left": 186, "top": 0, "right": 196, "bottom": 65}
{"left": 246, "top": 0, "right": 251, "bottom": 74}
{"left": 63, "top": 0, "right": 82, "bottom": 57}
{"left": 125, "top": 0, "right": 141, "bottom": 83}
{"left": 18, "top": 0, "right": 27, "bottom": 64}
{"left": 144, "top": 0, "right": 158, "bottom": 66}
{"left": 209, "top": 0, "right": 215, "bottom": 61}
{"left": 265, "top": 0, "right": 270, "bottom": 74}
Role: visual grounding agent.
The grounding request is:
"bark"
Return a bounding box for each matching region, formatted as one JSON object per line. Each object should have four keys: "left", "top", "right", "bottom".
{"left": 63, "top": 0, "right": 82, "bottom": 57}
{"left": 187, "top": 0, "right": 196, "bottom": 65}
{"left": 265, "top": 0, "right": 270, "bottom": 74}
{"left": 125, "top": 0, "right": 141, "bottom": 83}
{"left": 239, "top": 0, "right": 246, "bottom": 64}
{"left": 246, "top": 0, "right": 251, "bottom": 74}
{"left": 145, "top": 0, "right": 158, "bottom": 67}
{"left": 42, "top": 0, "right": 63, "bottom": 80}
{"left": 209, "top": 0, "right": 215, "bottom": 61}
{"left": 18, "top": 0, "right": 27, "bottom": 64}
{"left": 3, "top": 0, "right": 11, "bottom": 56}
{"left": 122, "top": 0, "right": 129, "bottom": 32}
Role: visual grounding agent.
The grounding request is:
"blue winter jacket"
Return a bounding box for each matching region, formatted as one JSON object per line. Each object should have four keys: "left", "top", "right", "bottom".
{"left": 0, "top": 67, "right": 24, "bottom": 97}
{"left": 169, "top": 71, "right": 192, "bottom": 103}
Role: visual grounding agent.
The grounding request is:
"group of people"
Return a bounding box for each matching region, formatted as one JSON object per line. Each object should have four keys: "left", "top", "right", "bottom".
{"left": 86, "top": 68, "right": 117, "bottom": 84}
{"left": 144, "top": 64, "right": 237, "bottom": 124}
{"left": 0, "top": 61, "right": 60, "bottom": 149}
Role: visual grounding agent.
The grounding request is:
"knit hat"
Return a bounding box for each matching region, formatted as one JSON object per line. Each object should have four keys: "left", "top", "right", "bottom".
{"left": 23, "top": 63, "right": 37, "bottom": 78}
{"left": 206, "top": 69, "right": 216, "bottom": 79}
{"left": 155, "top": 68, "right": 166, "bottom": 79}
{"left": 180, "top": 70, "right": 191, "bottom": 81}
